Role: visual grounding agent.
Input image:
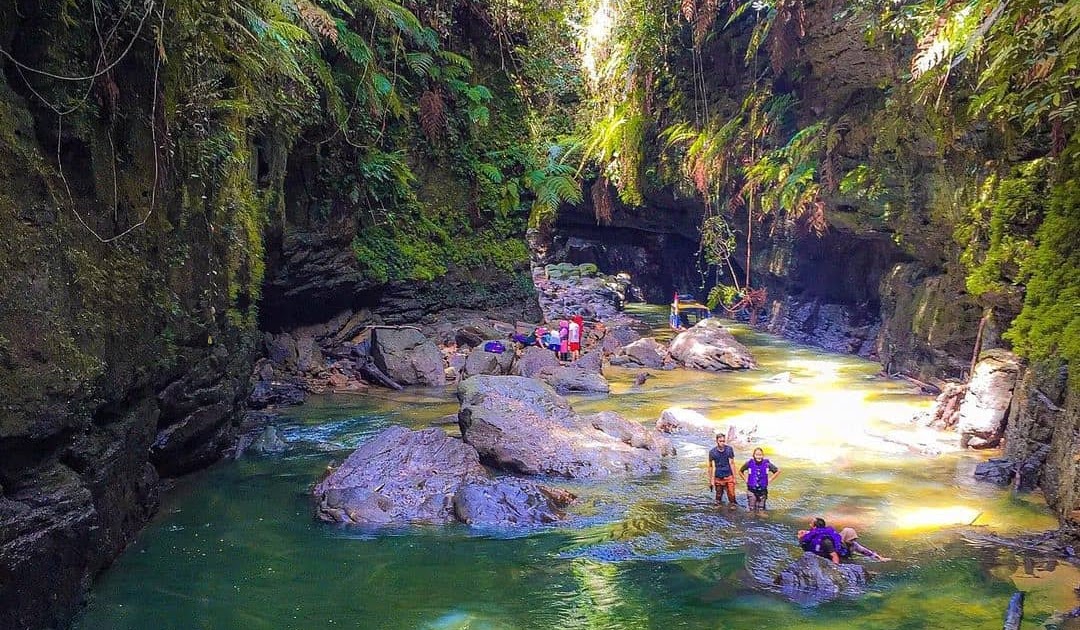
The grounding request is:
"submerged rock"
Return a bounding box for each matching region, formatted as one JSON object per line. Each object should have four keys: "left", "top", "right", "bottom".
{"left": 313, "top": 426, "right": 568, "bottom": 526}
{"left": 668, "top": 319, "right": 757, "bottom": 371}
{"left": 248, "top": 426, "right": 288, "bottom": 455}
{"left": 776, "top": 553, "right": 869, "bottom": 604}
{"left": 457, "top": 375, "right": 671, "bottom": 478}
{"left": 452, "top": 479, "right": 573, "bottom": 526}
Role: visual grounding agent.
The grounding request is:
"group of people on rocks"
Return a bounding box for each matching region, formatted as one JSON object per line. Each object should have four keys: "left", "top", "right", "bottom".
{"left": 511, "top": 315, "right": 585, "bottom": 362}
{"left": 707, "top": 432, "right": 890, "bottom": 564}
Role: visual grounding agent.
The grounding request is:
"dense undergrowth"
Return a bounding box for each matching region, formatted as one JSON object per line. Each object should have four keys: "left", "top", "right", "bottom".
{"left": 1, "top": 0, "right": 1075, "bottom": 378}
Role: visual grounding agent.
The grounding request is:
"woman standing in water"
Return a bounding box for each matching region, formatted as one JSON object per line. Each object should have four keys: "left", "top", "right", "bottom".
{"left": 739, "top": 447, "right": 780, "bottom": 511}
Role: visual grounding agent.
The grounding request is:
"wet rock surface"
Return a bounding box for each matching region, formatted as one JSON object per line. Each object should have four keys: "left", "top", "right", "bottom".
{"left": 609, "top": 337, "right": 674, "bottom": 369}
{"left": 776, "top": 553, "right": 869, "bottom": 604}
{"left": 457, "top": 376, "right": 672, "bottom": 478}
{"left": 535, "top": 365, "right": 611, "bottom": 394}
{"left": 668, "top": 320, "right": 757, "bottom": 371}
{"left": 313, "top": 427, "right": 568, "bottom": 526}
{"left": 958, "top": 350, "right": 1021, "bottom": 449}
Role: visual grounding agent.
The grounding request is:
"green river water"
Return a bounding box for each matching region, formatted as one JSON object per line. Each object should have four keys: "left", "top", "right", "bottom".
{"left": 75, "top": 306, "right": 1078, "bottom": 629}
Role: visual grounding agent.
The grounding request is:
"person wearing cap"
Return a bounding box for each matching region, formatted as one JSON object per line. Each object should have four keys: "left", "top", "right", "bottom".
{"left": 707, "top": 432, "right": 737, "bottom": 508}
{"left": 839, "top": 528, "right": 891, "bottom": 561}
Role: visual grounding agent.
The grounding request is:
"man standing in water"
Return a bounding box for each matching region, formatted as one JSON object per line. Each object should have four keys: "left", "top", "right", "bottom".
{"left": 708, "top": 432, "right": 737, "bottom": 508}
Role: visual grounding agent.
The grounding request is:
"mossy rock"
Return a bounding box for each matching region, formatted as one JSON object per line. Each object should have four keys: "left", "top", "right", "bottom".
{"left": 577, "top": 263, "right": 598, "bottom": 277}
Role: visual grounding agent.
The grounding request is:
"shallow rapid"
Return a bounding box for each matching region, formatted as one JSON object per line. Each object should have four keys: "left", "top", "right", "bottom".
{"left": 75, "top": 306, "right": 1073, "bottom": 629}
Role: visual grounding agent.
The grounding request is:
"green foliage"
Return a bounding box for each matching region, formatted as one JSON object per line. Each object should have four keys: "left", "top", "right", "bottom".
{"left": 706, "top": 285, "right": 741, "bottom": 310}
{"left": 839, "top": 165, "right": 886, "bottom": 201}
{"left": 1004, "top": 172, "right": 1080, "bottom": 369}
{"left": 956, "top": 160, "right": 1047, "bottom": 298}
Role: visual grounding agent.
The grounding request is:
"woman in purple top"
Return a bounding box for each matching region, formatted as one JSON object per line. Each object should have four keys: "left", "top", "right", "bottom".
{"left": 739, "top": 447, "right": 779, "bottom": 511}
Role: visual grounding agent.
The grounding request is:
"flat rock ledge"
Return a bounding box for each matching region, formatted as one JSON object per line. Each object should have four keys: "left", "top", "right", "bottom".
{"left": 458, "top": 375, "right": 674, "bottom": 478}
{"left": 313, "top": 426, "right": 571, "bottom": 527}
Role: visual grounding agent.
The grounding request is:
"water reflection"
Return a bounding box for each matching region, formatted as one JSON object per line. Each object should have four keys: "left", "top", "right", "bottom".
{"left": 76, "top": 305, "right": 1074, "bottom": 629}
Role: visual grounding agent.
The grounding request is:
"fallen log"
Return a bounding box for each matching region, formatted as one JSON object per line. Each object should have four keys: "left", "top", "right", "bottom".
{"left": 1003, "top": 591, "right": 1023, "bottom": 630}
{"left": 356, "top": 355, "right": 403, "bottom": 390}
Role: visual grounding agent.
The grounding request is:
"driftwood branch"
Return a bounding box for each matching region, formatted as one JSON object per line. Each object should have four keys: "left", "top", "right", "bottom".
{"left": 1003, "top": 591, "right": 1023, "bottom": 630}
{"left": 356, "top": 355, "right": 402, "bottom": 390}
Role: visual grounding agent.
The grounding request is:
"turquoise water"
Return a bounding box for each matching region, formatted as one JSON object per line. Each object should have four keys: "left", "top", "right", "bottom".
{"left": 75, "top": 307, "right": 1077, "bottom": 629}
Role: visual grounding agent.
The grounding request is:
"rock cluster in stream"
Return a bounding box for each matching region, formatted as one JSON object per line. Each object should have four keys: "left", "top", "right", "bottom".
{"left": 312, "top": 376, "right": 674, "bottom": 526}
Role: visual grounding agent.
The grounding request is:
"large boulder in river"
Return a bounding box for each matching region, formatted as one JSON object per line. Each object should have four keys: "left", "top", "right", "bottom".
{"left": 513, "top": 346, "right": 560, "bottom": 378}
{"left": 463, "top": 345, "right": 515, "bottom": 377}
{"left": 599, "top": 325, "right": 642, "bottom": 355}
{"left": 958, "top": 350, "right": 1021, "bottom": 448}
{"left": 457, "top": 376, "right": 671, "bottom": 478}
{"left": 313, "top": 426, "right": 569, "bottom": 526}
{"left": 668, "top": 319, "right": 757, "bottom": 371}
{"left": 776, "top": 553, "right": 869, "bottom": 604}
{"left": 536, "top": 365, "right": 610, "bottom": 394}
{"left": 371, "top": 327, "right": 446, "bottom": 386}
{"left": 610, "top": 337, "right": 672, "bottom": 369}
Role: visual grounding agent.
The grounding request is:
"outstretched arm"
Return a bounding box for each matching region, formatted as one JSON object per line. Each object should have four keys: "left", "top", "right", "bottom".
{"left": 852, "top": 541, "right": 890, "bottom": 561}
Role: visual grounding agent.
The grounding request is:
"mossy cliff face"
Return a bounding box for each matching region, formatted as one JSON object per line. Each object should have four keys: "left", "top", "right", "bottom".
{"left": 0, "top": 4, "right": 263, "bottom": 628}
{"left": 260, "top": 14, "right": 540, "bottom": 332}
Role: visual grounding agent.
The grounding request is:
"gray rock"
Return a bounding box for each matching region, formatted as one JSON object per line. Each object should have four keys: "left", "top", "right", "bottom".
{"left": 247, "top": 379, "right": 306, "bottom": 409}
{"left": 464, "top": 345, "right": 515, "bottom": 378}
{"left": 599, "top": 325, "right": 641, "bottom": 354}
{"left": 267, "top": 333, "right": 299, "bottom": 369}
{"left": 656, "top": 407, "right": 716, "bottom": 440}
{"left": 958, "top": 350, "right": 1021, "bottom": 448}
{"left": 313, "top": 426, "right": 572, "bottom": 527}
{"left": 668, "top": 319, "right": 757, "bottom": 371}
{"left": 537, "top": 365, "right": 610, "bottom": 394}
{"left": 614, "top": 337, "right": 669, "bottom": 369}
{"left": 295, "top": 335, "right": 324, "bottom": 374}
{"left": 452, "top": 479, "right": 570, "bottom": 526}
{"left": 248, "top": 426, "right": 287, "bottom": 455}
{"left": 571, "top": 350, "right": 604, "bottom": 374}
{"left": 314, "top": 426, "right": 485, "bottom": 525}
{"left": 371, "top": 327, "right": 446, "bottom": 386}
{"left": 974, "top": 458, "right": 1015, "bottom": 486}
{"left": 588, "top": 411, "right": 675, "bottom": 455}
{"left": 513, "top": 346, "right": 560, "bottom": 378}
{"left": 457, "top": 376, "right": 670, "bottom": 478}
{"left": 776, "top": 553, "right": 869, "bottom": 604}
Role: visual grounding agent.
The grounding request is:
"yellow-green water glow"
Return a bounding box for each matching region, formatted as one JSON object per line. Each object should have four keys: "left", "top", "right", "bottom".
{"left": 75, "top": 306, "right": 1076, "bottom": 629}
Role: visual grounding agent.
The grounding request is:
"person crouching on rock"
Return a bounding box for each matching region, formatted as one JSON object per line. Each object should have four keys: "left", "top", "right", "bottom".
{"left": 708, "top": 432, "right": 737, "bottom": 508}
{"left": 798, "top": 518, "right": 845, "bottom": 564}
{"left": 839, "top": 527, "right": 890, "bottom": 561}
{"left": 739, "top": 447, "right": 779, "bottom": 511}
